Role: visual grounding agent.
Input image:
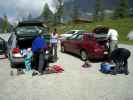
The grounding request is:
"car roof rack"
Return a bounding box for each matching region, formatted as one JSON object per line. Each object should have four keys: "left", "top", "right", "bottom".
{"left": 17, "top": 20, "right": 48, "bottom": 28}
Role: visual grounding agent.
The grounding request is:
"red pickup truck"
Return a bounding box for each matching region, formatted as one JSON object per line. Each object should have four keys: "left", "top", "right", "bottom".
{"left": 60, "top": 26, "right": 109, "bottom": 60}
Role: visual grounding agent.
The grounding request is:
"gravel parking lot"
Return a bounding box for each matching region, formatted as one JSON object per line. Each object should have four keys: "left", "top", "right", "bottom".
{"left": 0, "top": 44, "right": 133, "bottom": 100}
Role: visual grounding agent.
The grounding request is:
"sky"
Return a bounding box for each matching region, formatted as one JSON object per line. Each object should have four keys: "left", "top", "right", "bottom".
{"left": 0, "top": 0, "right": 59, "bottom": 23}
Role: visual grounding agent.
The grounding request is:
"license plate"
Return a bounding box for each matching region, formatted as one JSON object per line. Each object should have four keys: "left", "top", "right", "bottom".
{"left": 13, "top": 53, "right": 23, "bottom": 58}
{"left": 0, "top": 54, "right": 6, "bottom": 59}
{"left": 104, "top": 51, "right": 108, "bottom": 54}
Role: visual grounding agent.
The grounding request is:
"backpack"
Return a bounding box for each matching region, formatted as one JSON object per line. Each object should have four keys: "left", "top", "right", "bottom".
{"left": 100, "top": 63, "right": 112, "bottom": 73}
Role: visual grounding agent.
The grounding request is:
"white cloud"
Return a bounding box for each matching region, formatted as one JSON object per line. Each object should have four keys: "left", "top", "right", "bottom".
{"left": 0, "top": 0, "right": 58, "bottom": 22}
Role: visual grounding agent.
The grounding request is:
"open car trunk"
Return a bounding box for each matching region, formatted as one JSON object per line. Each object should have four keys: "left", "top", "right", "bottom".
{"left": 94, "top": 26, "right": 109, "bottom": 50}
{"left": 95, "top": 34, "right": 108, "bottom": 44}
{"left": 17, "top": 34, "right": 51, "bottom": 49}
{"left": 17, "top": 36, "right": 35, "bottom": 49}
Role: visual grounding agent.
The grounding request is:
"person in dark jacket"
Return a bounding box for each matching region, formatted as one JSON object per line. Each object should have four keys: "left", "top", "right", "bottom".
{"left": 110, "top": 48, "right": 131, "bottom": 75}
{"left": 32, "top": 30, "right": 47, "bottom": 75}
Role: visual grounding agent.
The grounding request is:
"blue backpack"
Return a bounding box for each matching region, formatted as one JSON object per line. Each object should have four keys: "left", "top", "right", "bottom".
{"left": 100, "top": 63, "right": 112, "bottom": 73}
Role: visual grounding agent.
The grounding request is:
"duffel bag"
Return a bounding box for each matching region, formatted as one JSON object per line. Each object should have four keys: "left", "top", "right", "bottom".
{"left": 100, "top": 62, "right": 112, "bottom": 73}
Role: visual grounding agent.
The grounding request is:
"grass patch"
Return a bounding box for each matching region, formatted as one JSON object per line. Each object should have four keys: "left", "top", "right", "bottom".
{"left": 54, "top": 18, "right": 133, "bottom": 45}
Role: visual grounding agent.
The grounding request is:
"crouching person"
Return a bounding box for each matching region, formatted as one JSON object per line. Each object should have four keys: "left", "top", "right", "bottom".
{"left": 32, "top": 30, "right": 48, "bottom": 76}
{"left": 111, "top": 48, "right": 131, "bottom": 75}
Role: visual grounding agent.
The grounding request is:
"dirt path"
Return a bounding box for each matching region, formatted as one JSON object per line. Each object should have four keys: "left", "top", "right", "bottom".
{"left": 0, "top": 44, "right": 132, "bottom": 100}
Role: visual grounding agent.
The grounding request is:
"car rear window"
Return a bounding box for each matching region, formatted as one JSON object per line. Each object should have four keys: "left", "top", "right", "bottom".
{"left": 93, "top": 26, "right": 109, "bottom": 34}
{"left": 95, "top": 34, "right": 108, "bottom": 41}
{"left": 16, "top": 26, "right": 48, "bottom": 35}
{"left": 87, "top": 33, "right": 107, "bottom": 41}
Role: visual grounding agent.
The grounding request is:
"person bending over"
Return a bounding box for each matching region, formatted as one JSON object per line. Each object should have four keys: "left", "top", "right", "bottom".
{"left": 111, "top": 48, "right": 131, "bottom": 75}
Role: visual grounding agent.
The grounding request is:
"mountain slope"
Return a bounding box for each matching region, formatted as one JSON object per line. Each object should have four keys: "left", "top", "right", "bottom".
{"left": 64, "top": 0, "right": 133, "bottom": 13}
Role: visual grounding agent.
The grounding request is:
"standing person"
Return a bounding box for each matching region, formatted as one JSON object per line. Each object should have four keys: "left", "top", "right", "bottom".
{"left": 50, "top": 28, "right": 58, "bottom": 60}
{"left": 107, "top": 28, "right": 119, "bottom": 55}
{"left": 32, "top": 30, "right": 47, "bottom": 75}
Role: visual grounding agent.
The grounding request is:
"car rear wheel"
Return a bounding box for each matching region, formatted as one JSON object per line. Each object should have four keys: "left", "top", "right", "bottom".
{"left": 80, "top": 50, "right": 88, "bottom": 61}
{"left": 61, "top": 45, "right": 66, "bottom": 53}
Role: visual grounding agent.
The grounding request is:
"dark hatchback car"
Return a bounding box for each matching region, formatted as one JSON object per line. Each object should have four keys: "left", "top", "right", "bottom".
{"left": 7, "top": 21, "right": 51, "bottom": 68}
{"left": 60, "top": 27, "right": 109, "bottom": 60}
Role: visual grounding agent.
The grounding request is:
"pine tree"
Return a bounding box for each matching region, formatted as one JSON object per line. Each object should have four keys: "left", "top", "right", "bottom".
{"left": 93, "top": 0, "right": 100, "bottom": 21}
{"left": 71, "top": 0, "right": 79, "bottom": 21}
{"left": 113, "top": 0, "right": 128, "bottom": 18}
{"left": 53, "top": 13, "right": 58, "bottom": 25}
{"left": 55, "top": 0, "right": 64, "bottom": 23}
{"left": 2, "top": 15, "right": 9, "bottom": 33}
{"left": 100, "top": 1, "right": 104, "bottom": 21}
{"left": 41, "top": 3, "right": 53, "bottom": 24}
{"left": 93, "top": 0, "right": 104, "bottom": 21}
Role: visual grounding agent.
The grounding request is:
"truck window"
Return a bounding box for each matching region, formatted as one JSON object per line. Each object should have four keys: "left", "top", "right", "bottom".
{"left": 75, "top": 34, "right": 83, "bottom": 40}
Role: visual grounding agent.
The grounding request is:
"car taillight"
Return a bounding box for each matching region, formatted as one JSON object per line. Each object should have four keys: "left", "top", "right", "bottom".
{"left": 12, "top": 48, "right": 20, "bottom": 53}
{"left": 94, "top": 48, "right": 100, "bottom": 52}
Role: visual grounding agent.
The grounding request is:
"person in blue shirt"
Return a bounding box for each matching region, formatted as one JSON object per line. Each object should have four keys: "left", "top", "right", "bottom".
{"left": 32, "top": 30, "right": 47, "bottom": 75}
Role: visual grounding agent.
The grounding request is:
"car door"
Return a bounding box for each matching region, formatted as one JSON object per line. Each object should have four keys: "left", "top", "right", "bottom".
{"left": 7, "top": 33, "right": 17, "bottom": 58}
{"left": 0, "top": 37, "right": 6, "bottom": 55}
{"left": 84, "top": 33, "right": 95, "bottom": 55}
{"left": 64, "top": 34, "right": 78, "bottom": 53}
{"left": 71, "top": 33, "right": 83, "bottom": 55}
